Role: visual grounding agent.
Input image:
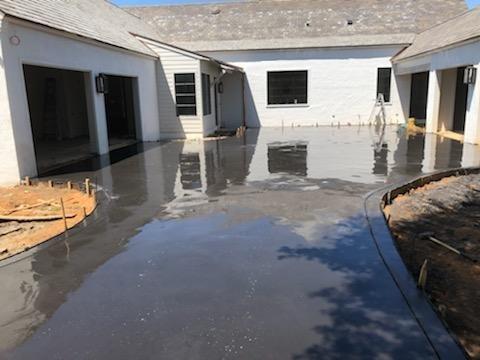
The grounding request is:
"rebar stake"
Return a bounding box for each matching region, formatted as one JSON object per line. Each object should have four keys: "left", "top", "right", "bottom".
{"left": 60, "top": 197, "right": 68, "bottom": 231}
{"left": 417, "top": 259, "right": 428, "bottom": 290}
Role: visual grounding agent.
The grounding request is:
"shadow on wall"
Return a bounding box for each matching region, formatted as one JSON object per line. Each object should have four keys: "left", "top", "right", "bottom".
{"left": 244, "top": 75, "right": 261, "bottom": 128}
{"left": 219, "top": 72, "right": 260, "bottom": 129}
{"left": 277, "top": 214, "right": 436, "bottom": 359}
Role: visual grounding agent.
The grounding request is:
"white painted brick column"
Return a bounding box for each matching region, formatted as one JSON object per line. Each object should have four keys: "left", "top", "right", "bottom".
{"left": 462, "top": 141, "right": 480, "bottom": 168}
{"left": 0, "top": 14, "right": 22, "bottom": 184}
{"left": 464, "top": 65, "right": 480, "bottom": 144}
{"left": 422, "top": 133, "right": 437, "bottom": 173}
{"left": 91, "top": 79, "right": 110, "bottom": 155}
{"left": 425, "top": 69, "right": 442, "bottom": 133}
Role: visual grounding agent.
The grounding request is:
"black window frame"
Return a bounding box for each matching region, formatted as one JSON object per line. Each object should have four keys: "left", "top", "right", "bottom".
{"left": 202, "top": 73, "right": 212, "bottom": 116}
{"left": 267, "top": 70, "right": 308, "bottom": 105}
{"left": 376, "top": 68, "right": 392, "bottom": 103}
{"left": 174, "top": 73, "right": 197, "bottom": 116}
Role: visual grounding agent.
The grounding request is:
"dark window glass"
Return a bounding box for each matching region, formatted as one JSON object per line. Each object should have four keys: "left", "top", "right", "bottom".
{"left": 175, "top": 73, "right": 196, "bottom": 116}
{"left": 202, "top": 73, "right": 212, "bottom": 115}
{"left": 267, "top": 71, "right": 307, "bottom": 105}
{"left": 376, "top": 68, "right": 392, "bottom": 103}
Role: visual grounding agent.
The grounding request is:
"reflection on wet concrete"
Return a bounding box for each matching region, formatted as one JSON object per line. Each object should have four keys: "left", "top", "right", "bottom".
{"left": 373, "top": 143, "right": 388, "bottom": 176}
{"left": 180, "top": 153, "right": 202, "bottom": 190}
{"left": 267, "top": 141, "right": 308, "bottom": 176}
{"left": 1, "top": 126, "right": 480, "bottom": 359}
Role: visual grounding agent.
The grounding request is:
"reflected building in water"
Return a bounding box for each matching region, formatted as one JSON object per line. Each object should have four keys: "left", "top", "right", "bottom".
{"left": 267, "top": 142, "right": 308, "bottom": 176}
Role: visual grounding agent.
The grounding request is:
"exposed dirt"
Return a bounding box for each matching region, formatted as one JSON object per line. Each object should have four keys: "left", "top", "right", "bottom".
{"left": 384, "top": 173, "right": 480, "bottom": 358}
{"left": 0, "top": 183, "right": 96, "bottom": 261}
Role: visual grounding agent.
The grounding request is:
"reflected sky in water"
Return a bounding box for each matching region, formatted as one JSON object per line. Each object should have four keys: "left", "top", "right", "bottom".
{"left": 0, "top": 126, "right": 477, "bottom": 359}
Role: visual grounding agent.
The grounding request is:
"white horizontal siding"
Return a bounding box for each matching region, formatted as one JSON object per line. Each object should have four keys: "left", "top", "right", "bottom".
{"left": 200, "top": 60, "right": 222, "bottom": 136}
{"left": 145, "top": 43, "right": 203, "bottom": 138}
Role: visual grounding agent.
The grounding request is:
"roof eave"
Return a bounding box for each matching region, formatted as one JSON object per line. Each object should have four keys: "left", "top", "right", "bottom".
{"left": 133, "top": 33, "right": 244, "bottom": 72}
{"left": 3, "top": 14, "right": 158, "bottom": 59}
{"left": 393, "top": 35, "right": 480, "bottom": 63}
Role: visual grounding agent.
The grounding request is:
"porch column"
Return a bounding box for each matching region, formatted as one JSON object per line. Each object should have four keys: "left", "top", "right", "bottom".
{"left": 422, "top": 133, "right": 438, "bottom": 173}
{"left": 87, "top": 73, "right": 110, "bottom": 155}
{"left": 425, "top": 69, "right": 442, "bottom": 133}
{"left": 462, "top": 142, "right": 480, "bottom": 168}
{"left": 464, "top": 65, "right": 480, "bottom": 144}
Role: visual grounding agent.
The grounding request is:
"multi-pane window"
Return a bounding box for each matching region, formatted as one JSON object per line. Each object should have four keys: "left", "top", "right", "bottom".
{"left": 267, "top": 70, "right": 307, "bottom": 105}
{"left": 175, "top": 73, "right": 196, "bottom": 116}
{"left": 376, "top": 68, "right": 392, "bottom": 103}
{"left": 202, "top": 73, "right": 211, "bottom": 115}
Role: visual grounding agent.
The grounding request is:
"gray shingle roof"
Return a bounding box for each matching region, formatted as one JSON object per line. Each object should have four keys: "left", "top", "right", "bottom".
{"left": 127, "top": 0, "right": 467, "bottom": 52}
{"left": 394, "top": 7, "right": 480, "bottom": 61}
{"left": 0, "top": 0, "right": 161, "bottom": 56}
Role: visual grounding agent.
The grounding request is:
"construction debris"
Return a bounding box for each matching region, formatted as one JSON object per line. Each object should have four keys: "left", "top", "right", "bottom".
{"left": 384, "top": 173, "right": 480, "bottom": 358}
{"left": 0, "top": 179, "right": 97, "bottom": 260}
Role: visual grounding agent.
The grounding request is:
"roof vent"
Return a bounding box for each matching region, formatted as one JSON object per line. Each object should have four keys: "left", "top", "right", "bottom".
{"left": 347, "top": 19, "right": 353, "bottom": 25}
{"left": 211, "top": 8, "right": 221, "bottom": 15}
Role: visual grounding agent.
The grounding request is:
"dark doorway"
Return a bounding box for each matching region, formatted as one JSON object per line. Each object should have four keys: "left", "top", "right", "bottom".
{"left": 409, "top": 72, "right": 429, "bottom": 123}
{"left": 23, "top": 64, "right": 92, "bottom": 174}
{"left": 452, "top": 67, "right": 468, "bottom": 133}
{"left": 104, "top": 75, "right": 138, "bottom": 150}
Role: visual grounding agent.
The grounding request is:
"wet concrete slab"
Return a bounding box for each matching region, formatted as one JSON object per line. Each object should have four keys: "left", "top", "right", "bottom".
{"left": 0, "top": 126, "right": 477, "bottom": 359}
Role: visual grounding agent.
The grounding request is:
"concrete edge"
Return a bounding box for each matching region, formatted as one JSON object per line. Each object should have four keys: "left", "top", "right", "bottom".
{"left": 363, "top": 167, "right": 480, "bottom": 360}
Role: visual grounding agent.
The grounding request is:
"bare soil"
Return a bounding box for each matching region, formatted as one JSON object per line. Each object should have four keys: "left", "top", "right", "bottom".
{"left": 0, "top": 183, "right": 96, "bottom": 261}
{"left": 384, "top": 173, "right": 480, "bottom": 358}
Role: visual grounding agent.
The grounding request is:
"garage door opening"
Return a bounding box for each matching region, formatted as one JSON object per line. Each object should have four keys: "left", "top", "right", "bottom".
{"left": 409, "top": 72, "right": 429, "bottom": 125}
{"left": 23, "top": 65, "right": 94, "bottom": 174}
{"left": 104, "top": 75, "right": 139, "bottom": 150}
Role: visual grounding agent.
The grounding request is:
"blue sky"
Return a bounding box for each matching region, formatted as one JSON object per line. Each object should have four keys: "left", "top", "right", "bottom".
{"left": 113, "top": 0, "right": 480, "bottom": 8}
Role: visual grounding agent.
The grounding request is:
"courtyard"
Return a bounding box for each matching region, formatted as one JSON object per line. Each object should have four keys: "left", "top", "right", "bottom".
{"left": 0, "top": 126, "right": 477, "bottom": 359}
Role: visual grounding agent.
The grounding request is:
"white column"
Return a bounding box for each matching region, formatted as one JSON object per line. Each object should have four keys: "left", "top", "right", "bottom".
{"left": 422, "top": 133, "right": 438, "bottom": 173}
{"left": 89, "top": 74, "right": 110, "bottom": 155}
{"left": 464, "top": 65, "right": 480, "bottom": 144}
{"left": 0, "top": 15, "right": 23, "bottom": 184}
{"left": 462, "top": 142, "right": 480, "bottom": 168}
{"left": 425, "top": 69, "right": 442, "bottom": 133}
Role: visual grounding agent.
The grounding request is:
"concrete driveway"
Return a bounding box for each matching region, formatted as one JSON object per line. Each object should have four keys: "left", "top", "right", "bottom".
{"left": 0, "top": 126, "right": 477, "bottom": 359}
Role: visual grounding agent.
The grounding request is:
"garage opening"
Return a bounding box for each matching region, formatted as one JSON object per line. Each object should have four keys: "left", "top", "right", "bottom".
{"left": 23, "top": 65, "right": 93, "bottom": 174}
{"left": 409, "top": 72, "right": 429, "bottom": 125}
{"left": 104, "top": 75, "right": 139, "bottom": 150}
{"left": 452, "top": 67, "right": 468, "bottom": 133}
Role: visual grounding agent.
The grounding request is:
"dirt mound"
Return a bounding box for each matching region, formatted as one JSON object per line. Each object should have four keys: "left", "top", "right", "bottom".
{"left": 0, "top": 182, "right": 96, "bottom": 260}
{"left": 385, "top": 173, "right": 480, "bottom": 358}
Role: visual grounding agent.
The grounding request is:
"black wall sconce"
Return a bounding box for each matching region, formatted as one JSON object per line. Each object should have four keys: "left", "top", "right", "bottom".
{"left": 95, "top": 73, "right": 109, "bottom": 94}
{"left": 217, "top": 81, "right": 224, "bottom": 94}
{"left": 464, "top": 66, "right": 477, "bottom": 85}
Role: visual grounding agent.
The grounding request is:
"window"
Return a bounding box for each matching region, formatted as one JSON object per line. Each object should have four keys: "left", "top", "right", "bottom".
{"left": 376, "top": 68, "right": 392, "bottom": 103}
{"left": 267, "top": 71, "right": 307, "bottom": 105}
{"left": 175, "top": 73, "right": 196, "bottom": 116}
{"left": 202, "top": 73, "right": 211, "bottom": 115}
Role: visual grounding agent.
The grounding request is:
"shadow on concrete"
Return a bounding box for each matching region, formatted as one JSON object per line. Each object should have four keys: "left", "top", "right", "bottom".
{"left": 41, "top": 142, "right": 164, "bottom": 177}
{"left": 277, "top": 215, "right": 438, "bottom": 359}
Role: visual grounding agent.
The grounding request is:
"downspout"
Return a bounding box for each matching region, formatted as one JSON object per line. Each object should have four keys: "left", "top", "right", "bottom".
{"left": 241, "top": 72, "right": 246, "bottom": 128}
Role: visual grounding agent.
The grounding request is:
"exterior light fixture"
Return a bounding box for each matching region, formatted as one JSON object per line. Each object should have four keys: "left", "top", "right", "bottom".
{"left": 464, "top": 66, "right": 477, "bottom": 85}
{"left": 218, "top": 82, "right": 224, "bottom": 93}
{"left": 95, "top": 73, "right": 109, "bottom": 94}
{"left": 9, "top": 35, "right": 20, "bottom": 46}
